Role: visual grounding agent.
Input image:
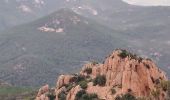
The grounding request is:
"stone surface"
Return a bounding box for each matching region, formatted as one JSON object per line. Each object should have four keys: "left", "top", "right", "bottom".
{"left": 36, "top": 49, "right": 168, "bottom": 100}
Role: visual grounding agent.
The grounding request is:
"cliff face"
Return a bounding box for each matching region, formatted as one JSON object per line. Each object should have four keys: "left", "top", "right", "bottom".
{"left": 36, "top": 49, "right": 168, "bottom": 100}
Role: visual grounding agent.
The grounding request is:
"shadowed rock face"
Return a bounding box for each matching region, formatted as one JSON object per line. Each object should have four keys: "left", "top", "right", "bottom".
{"left": 36, "top": 49, "right": 168, "bottom": 100}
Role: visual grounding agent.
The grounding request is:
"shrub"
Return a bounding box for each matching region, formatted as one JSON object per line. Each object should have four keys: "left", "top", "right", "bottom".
{"left": 82, "top": 93, "right": 98, "bottom": 100}
{"left": 58, "top": 91, "right": 66, "bottom": 100}
{"left": 121, "top": 93, "right": 136, "bottom": 100}
{"left": 93, "top": 75, "right": 106, "bottom": 86}
{"left": 75, "top": 90, "right": 98, "bottom": 100}
{"left": 75, "top": 90, "right": 86, "bottom": 99}
{"left": 65, "top": 83, "right": 74, "bottom": 92}
{"left": 118, "top": 50, "right": 129, "bottom": 59}
{"left": 111, "top": 88, "right": 116, "bottom": 95}
{"left": 89, "top": 93, "right": 98, "bottom": 99}
{"left": 47, "top": 93, "right": 56, "bottom": 100}
{"left": 79, "top": 81, "right": 88, "bottom": 89}
{"left": 71, "top": 75, "right": 85, "bottom": 83}
{"left": 83, "top": 68, "right": 92, "bottom": 74}
{"left": 151, "top": 89, "right": 160, "bottom": 99}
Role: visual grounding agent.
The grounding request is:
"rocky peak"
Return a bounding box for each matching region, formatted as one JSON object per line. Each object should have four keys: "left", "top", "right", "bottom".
{"left": 36, "top": 49, "right": 168, "bottom": 100}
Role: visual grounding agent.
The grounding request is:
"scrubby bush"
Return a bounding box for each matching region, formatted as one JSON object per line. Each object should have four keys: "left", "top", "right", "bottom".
{"left": 83, "top": 68, "right": 92, "bottom": 74}
{"left": 71, "top": 74, "right": 85, "bottom": 83}
{"left": 151, "top": 89, "right": 160, "bottom": 99}
{"left": 58, "top": 91, "right": 66, "bottom": 100}
{"left": 121, "top": 93, "right": 136, "bottom": 100}
{"left": 89, "top": 93, "right": 98, "bottom": 99}
{"left": 118, "top": 49, "right": 139, "bottom": 60}
{"left": 93, "top": 75, "right": 106, "bottom": 86}
{"left": 75, "top": 90, "right": 86, "bottom": 99}
{"left": 75, "top": 90, "right": 98, "bottom": 100}
{"left": 79, "top": 81, "right": 88, "bottom": 89}
{"left": 118, "top": 50, "right": 129, "bottom": 59}
{"left": 111, "top": 88, "right": 116, "bottom": 95}
{"left": 47, "top": 93, "right": 56, "bottom": 100}
{"left": 65, "top": 83, "right": 74, "bottom": 92}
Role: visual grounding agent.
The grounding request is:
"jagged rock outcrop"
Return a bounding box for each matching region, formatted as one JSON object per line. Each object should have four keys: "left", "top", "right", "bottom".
{"left": 36, "top": 49, "right": 168, "bottom": 100}
{"left": 36, "top": 84, "right": 49, "bottom": 100}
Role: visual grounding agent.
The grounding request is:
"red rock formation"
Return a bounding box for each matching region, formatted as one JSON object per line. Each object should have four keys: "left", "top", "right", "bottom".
{"left": 36, "top": 49, "right": 168, "bottom": 100}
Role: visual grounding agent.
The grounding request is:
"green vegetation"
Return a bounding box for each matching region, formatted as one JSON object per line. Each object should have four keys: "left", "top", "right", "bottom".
{"left": 111, "top": 88, "right": 116, "bottom": 95}
{"left": 93, "top": 75, "right": 106, "bottom": 86}
{"left": 0, "top": 86, "right": 36, "bottom": 100}
{"left": 118, "top": 49, "right": 143, "bottom": 62}
{"left": 47, "top": 93, "right": 56, "bottom": 100}
{"left": 65, "top": 83, "right": 74, "bottom": 92}
{"left": 79, "top": 81, "right": 88, "bottom": 89}
{"left": 72, "top": 75, "right": 86, "bottom": 83}
{"left": 58, "top": 91, "right": 66, "bottom": 100}
{"left": 121, "top": 93, "right": 136, "bottom": 100}
{"left": 115, "top": 93, "right": 136, "bottom": 100}
{"left": 75, "top": 90, "right": 98, "bottom": 100}
{"left": 75, "top": 90, "right": 86, "bottom": 99}
{"left": 118, "top": 50, "right": 129, "bottom": 59}
{"left": 0, "top": 86, "right": 33, "bottom": 95}
{"left": 83, "top": 68, "right": 92, "bottom": 74}
{"left": 151, "top": 89, "right": 160, "bottom": 99}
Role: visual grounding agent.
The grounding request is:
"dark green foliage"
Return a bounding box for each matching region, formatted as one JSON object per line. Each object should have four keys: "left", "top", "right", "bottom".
{"left": 93, "top": 75, "right": 106, "bottom": 86}
{"left": 88, "top": 93, "right": 98, "bottom": 99}
{"left": 118, "top": 49, "right": 143, "bottom": 62}
{"left": 75, "top": 90, "right": 86, "bottom": 99}
{"left": 58, "top": 91, "right": 66, "bottom": 100}
{"left": 118, "top": 50, "right": 129, "bottom": 59}
{"left": 65, "top": 83, "right": 74, "bottom": 92}
{"left": 121, "top": 93, "right": 136, "bottom": 100}
{"left": 75, "top": 90, "right": 98, "bottom": 100}
{"left": 83, "top": 68, "right": 92, "bottom": 74}
{"left": 115, "top": 93, "right": 136, "bottom": 100}
{"left": 111, "top": 88, "right": 116, "bottom": 95}
{"left": 79, "top": 81, "right": 88, "bottom": 89}
{"left": 47, "top": 93, "right": 56, "bottom": 100}
{"left": 81, "top": 93, "right": 98, "bottom": 100}
{"left": 76, "top": 75, "right": 86, "bottom": 83}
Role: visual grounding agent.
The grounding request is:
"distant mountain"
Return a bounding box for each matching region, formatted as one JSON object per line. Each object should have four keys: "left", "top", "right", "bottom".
{"left": 0, "top": 0, "right": 116, "bottom": 31}
{"left": 1, "top": 0, "right": 170, "bottom": 87}
{"left": 0, "top": 9, "right": 128, "bottom": 86}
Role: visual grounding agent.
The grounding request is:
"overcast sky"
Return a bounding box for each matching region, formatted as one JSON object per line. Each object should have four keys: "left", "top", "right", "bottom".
{"left": 122, "top": 0, "right": 170, "bottom": 6}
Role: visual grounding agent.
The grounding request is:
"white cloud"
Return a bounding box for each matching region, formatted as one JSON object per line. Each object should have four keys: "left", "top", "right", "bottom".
{"left": 122, "top": 0, "right": 170, "bottom": 6}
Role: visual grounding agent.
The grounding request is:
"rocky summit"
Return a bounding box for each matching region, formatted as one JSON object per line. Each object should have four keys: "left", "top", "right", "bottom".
{"left": 36, "top": 49, "right": 169, "bottom": 100}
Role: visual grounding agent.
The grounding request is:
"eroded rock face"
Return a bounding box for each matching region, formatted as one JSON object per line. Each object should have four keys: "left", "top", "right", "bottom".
{"left": 36, "top": 49, "right": 168, "bottom": 100}
{"left": 36, "top": 84, "right": 49, "bottom": 100}
{"left": 56, "top": 75, "right": 74, "bottom": 89}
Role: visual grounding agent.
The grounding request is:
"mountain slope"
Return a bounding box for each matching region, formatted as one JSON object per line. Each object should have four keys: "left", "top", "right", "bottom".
{"left": 0, "top": 9, "right": 127, "bottom": 86}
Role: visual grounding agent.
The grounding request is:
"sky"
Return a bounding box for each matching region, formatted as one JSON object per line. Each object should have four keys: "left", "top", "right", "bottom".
{"left": 122, "top": 0, "right": 170, "bottom": 6}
